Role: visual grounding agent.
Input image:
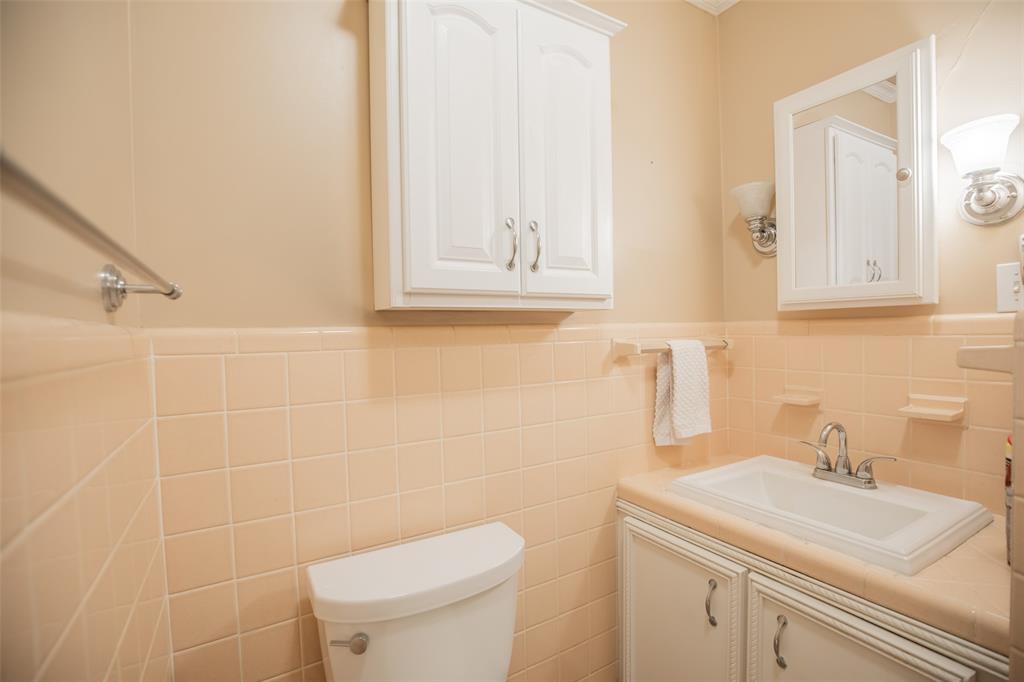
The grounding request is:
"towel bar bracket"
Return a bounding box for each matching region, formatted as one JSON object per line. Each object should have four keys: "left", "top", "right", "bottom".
{"left": 611, "top": 338, "right": 730, "bottom": 360}
{"left": 100, "top": 264, "right": 183, "bottom": 312}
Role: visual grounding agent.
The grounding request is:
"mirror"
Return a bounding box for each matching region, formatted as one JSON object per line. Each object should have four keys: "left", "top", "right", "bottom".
{"left": 774, "top": 37, "right": 937, "bottom": 310}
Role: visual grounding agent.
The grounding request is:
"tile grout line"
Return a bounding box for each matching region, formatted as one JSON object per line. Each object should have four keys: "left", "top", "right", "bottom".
{"left": 217, "top": 351, "right": 245, "bottom": 678}
{"left": 101, "top": 533, "right": 166, "bottom": 682}
{"left": 341, "top": 349, "right": 354, "bottom": 574}
{"left": 283, "top": 349, "right": 305, "bottom": 680}
{"left": 3, "top": 414, "right": 154, "bottom": 555}
{"left": 33, "top": 477, "right": 160, "bottom": 682}
{"left": 145, "top": 333, "right": 176, "bottom": 679}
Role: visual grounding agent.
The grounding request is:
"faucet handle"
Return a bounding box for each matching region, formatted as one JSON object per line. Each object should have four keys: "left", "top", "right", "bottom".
{"left": 799, "top": 440, "right": 832, "bottom": 472}
{"left": 854, "top": 456, "right": 897, "bottom": 481}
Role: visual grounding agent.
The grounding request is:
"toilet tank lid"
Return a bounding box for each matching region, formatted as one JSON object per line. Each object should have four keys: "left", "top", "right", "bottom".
{"left": 306, "top": 522, "right": 525, "bottom": 623}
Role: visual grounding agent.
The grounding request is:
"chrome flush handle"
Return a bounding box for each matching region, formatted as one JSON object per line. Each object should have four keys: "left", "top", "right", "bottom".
{"left": 704, "top": 578, "right": 718, "bottom": 627}
{"left": 773, "top": 615, "right": 788, "bottom": 669}
{"left": 505, "top": 217, "right": 518, "bottom": 271}
{"left": 330, "top": 632, "right": 369, "bottom": 655}
{"left": 529, "top": 220, "right": 541, "bottom": 272}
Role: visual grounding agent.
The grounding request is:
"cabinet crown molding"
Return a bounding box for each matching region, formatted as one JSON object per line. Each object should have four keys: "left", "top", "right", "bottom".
{"left": 521, "top": 0, "right": 627, "bottom": 36}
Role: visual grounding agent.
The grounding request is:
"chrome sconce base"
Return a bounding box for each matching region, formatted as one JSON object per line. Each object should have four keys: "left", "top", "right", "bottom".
{"left": 745, "top": 216, "right": 777, "bottom": 257}
{"left": 100, "top": 264, "right": 183, "bottom": 313}
{"left": 957, "top": 171, "right": 1024, "bottom": 226}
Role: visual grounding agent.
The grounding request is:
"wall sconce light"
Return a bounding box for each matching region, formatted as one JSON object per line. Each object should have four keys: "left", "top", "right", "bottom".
{"left": 730, "top": 181, "right": 776, "bottom": 256}
{"left": 940, "top": 114, "right": 1023, "bottom": 226}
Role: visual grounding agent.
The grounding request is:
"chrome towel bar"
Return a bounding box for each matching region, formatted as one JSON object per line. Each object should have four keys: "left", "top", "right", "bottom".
{"left": 1, "top": 154, "right": 183, "bottom": 312}
{"left": 611, "top": 338, "right": 730, "bottom": 360}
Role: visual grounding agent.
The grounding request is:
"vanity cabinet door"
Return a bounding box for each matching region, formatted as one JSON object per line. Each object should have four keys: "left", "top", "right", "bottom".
{"left": 747, "top": 573, "right": 975, "bottom": 682}
{"left": 518, "top": 5, "right": 614, "bottom": 300}
{"left": 622, "top": 517, "right": 747, "bottom": 682}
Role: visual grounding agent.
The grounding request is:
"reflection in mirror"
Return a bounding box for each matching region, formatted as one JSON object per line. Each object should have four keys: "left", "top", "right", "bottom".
{"left": 792, "top": 77, "right": 898, "bottom": 289}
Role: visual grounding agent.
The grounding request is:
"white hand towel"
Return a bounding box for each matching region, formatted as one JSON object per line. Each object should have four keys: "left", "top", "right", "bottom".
{"left": 653, "top": 340, "right": 712, "bottom": 446}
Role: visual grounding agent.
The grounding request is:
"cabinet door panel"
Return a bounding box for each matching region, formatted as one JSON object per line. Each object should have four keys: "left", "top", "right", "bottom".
{"left": 622, "top": 518, "right": 746, "bottom": 682}
{"left": 748, "top": 574, "right": 974, "bottom": 682}
{"left": 519, "top": 7, "right": 612, "bottom": 298}
{"left": 831, "top": 128, "right": 898, "bottom": 286}
{"left": 402, "top": 0, "right": 520, "bottom": 293}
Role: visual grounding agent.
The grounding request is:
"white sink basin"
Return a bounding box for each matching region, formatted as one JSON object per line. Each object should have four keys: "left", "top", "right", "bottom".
{"left": 669, "top": 456, "right": 992, "bottom": 575}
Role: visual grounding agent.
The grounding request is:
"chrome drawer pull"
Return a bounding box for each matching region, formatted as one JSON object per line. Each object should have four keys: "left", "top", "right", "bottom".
{"left": 505, "top": 217, "right": 518, "bottom": 271}
{"left": 704, "top": 578, "right": 718, "bottom": 627}
{"left": 773, "top": 615, "right": 788, "bottom": 669}
{"left": 330, "top": 632, "right": 369, "bottom": 655}
{"left": 529, "top": 220, "right": 541, "bottom": 272}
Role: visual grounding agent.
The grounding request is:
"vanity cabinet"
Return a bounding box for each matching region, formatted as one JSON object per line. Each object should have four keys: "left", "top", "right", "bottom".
{"left": 622, "top": 518, "right": 747, "bottom": 682}
{"left": 369, "top": 0, "right": 624, "bottom": 310}
{"left": 748, "top": 574, "right": 974, "bottom": 682}
{"left": 621, "top": 513, "right": 991, "bottom": 682}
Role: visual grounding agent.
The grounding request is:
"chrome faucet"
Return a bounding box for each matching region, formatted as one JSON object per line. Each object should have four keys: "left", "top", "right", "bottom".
{"left": 800, "top": 422, "right": 896, "bottom": 490}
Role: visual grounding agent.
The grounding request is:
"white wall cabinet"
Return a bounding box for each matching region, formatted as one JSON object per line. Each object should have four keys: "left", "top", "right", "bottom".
{"left": 369, "top": 0, "right": 624, "bottom": 310}
{"left": 621, "top": 514, "right": 992, "bottom": 682}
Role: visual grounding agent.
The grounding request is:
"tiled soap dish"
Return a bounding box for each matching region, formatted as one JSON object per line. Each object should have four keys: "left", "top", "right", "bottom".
{"left": 774, "top": 386, "right": 822, "bottom": 407}
{"left": 897, "top": 394, "right": 967, "bottom": 423}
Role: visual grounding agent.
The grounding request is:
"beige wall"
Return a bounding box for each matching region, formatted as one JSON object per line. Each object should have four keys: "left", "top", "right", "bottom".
{"left": 5, "top": 0, "right": 1024, "bottom": 327}
{"left": 2, "top": 5, "right": 173, "bottom": 679}
{"left": 719, "top": 0, "right": 1024, "bottom": 321}
{"left": 1, "top": 0, "right": 722, "bottom": 329}
{"left": 1, "top": 0, "right": 142, "bottom": 326}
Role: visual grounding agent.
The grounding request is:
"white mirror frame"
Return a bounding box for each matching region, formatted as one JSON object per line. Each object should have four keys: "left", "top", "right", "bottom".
{"left": 774, "top": 35, "right": 937, "bottom": 311}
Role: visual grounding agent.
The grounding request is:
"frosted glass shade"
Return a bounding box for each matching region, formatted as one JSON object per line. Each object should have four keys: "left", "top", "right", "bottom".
{"left": 730, "top": 181, "right": 774, "bottom": 219}
{"left": 940, "top": 114, "right": 1020, "bottom": 178}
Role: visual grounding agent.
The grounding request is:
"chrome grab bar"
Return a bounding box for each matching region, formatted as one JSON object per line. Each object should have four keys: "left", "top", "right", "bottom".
{"left": 1, "top": 154, "right": 183, "bottom": 312}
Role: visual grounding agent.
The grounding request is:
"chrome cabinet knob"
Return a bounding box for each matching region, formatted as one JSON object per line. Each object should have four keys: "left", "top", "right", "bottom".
{"left": 330, "top": 632, "right": 369, "bottom": 655}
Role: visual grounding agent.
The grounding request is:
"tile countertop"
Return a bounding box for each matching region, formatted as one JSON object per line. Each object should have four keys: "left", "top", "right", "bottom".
{"left": 617, "top": 461, "right": 1011, "bottom": 656}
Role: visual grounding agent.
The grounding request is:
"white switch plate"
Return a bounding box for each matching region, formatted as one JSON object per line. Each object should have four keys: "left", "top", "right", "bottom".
{"left": 996, "top": 262, "right": 1023, "bottom": 312}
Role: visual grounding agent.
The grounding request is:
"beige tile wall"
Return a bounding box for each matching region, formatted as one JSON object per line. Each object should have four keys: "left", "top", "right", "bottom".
{"left": 148, "top": 322, "right": 727, "bottom": 682}
{"left": 0, "top": 313, "right": 171, "bottom": 682}
{"left": 723, "top": 314, "right": 1015, "bottom": 514}
{"left": 5, "top": 313, "right": 1012, "bottom": 682}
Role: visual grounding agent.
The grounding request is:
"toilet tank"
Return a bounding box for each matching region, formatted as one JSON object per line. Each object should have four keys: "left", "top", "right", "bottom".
{"left": 307, "top": 523, "right": 524, "bottom": 682}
